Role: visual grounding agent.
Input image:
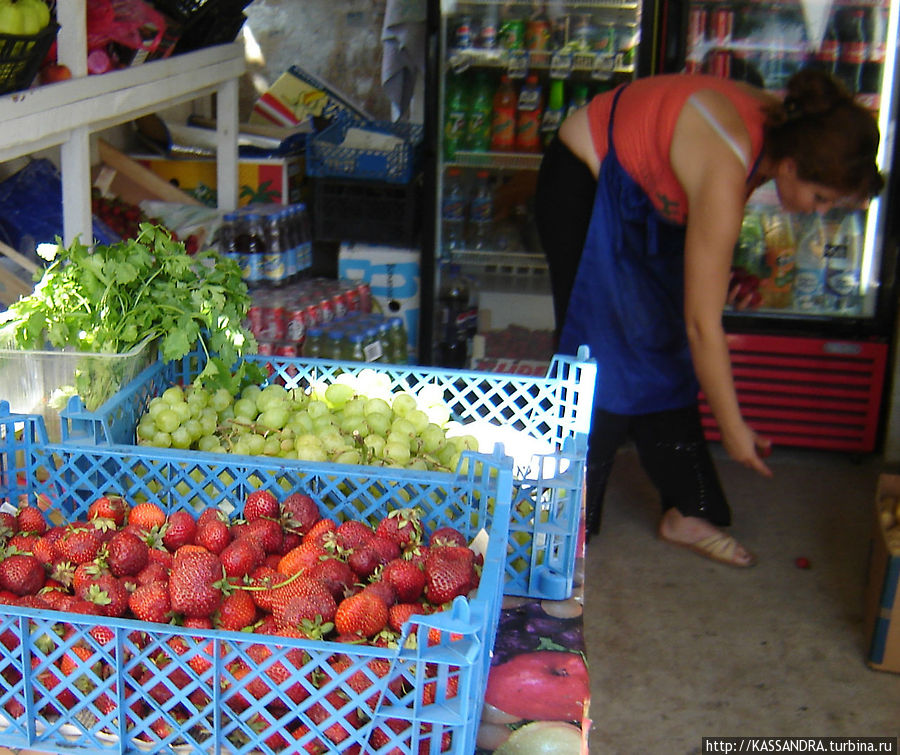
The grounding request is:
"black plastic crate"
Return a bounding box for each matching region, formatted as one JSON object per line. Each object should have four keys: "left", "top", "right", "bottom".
{"left": 148, "top": 0, "right": 250, "bottom": 53}
{"left": 312, "top": 176, "right": 421, "bottom": 247}
{"left": 0, "top": 22, "right": 58, "bottom": 95}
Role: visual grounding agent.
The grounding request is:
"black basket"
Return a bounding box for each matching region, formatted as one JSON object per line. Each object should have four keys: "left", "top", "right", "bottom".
{"left": 312, "top": 176, "right": 422, "bottom": 247}
{"left": 149, "top": 0, "right": 250, "bottom": 54}
{"left": 0, "top": 22, "right": 58, "bottom": 96}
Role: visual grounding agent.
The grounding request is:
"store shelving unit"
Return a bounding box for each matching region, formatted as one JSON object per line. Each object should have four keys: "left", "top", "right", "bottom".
{"left": 0, "top": 0, "right": 245, "bottom": 245}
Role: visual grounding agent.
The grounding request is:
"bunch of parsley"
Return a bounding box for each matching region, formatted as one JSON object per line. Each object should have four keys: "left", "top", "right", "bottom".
{"left": 0, "top": 223, "right": 261, "bottom": 411}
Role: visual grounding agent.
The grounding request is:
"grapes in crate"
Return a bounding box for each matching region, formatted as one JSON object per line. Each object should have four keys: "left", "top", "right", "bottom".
{"left": 136, "top": 369, "right": 482, "bottom": 473}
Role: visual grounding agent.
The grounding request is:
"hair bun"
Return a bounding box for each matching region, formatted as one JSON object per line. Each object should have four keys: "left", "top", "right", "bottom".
{"left": 783, "top": 69, "right": 852, "bottom": 118}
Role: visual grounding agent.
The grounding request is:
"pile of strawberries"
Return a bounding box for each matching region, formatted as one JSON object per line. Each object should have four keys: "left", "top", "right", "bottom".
{"left": 0, "top": 491, "right": 483, "bottom": 753}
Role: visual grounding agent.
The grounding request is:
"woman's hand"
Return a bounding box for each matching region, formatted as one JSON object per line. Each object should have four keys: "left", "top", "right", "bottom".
{"left": 722, "top": 420, "right": 773, "bottom": 478}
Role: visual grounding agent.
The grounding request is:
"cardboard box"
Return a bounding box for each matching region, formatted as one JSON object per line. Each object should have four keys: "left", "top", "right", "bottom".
{"left": 338, "top": 244, "right": 419, "bottom": 362}
{"left": 863, "top": 473, "right": 900, "bottom": 672}
{"left": 250, "top": 65, "right": 373, "bottom": 128}
{"left": 131, "top": 154, "right": 305, "bottom": 207}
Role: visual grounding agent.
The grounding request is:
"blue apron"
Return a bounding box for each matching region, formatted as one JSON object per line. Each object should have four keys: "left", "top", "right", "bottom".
{"left": 558, "top": 84, "right": 698, "bottom": 415}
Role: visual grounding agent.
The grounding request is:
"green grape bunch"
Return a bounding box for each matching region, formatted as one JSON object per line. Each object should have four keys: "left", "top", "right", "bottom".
{"left": 136, "top": 369, "right": 481, "bottom": 473}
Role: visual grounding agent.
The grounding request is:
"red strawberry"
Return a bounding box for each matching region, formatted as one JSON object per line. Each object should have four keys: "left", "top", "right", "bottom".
{"left": 32, "top": 535, "right": 61, "bottom": 565}
{"left": 280, "top": 493, "right": 320, "bottom": 535}
{"left": 162, "top": 510, "right": 197, "bottom": 552}
{"left": 424, "top": 546, "right": 475, "bottom": 606}
{"left": 216, "top": 588, "right": 257, "bottom": 631}
{"left": 129, "top": 581, "right": 171, "bottom": 623}
{"left": 388, "top": 602, "right": 425, "bottom": 633}
{"left": 428, "top": 526, "right": 468, "bottom": 548}
{"left": 244, "top": 490, "right": 279, "bottom": 521}
{"left": 57, "top": 527, "right": 102, "bottom": 565}
{"left": 302, "top": 518, "right": 337, "bottom": 548}
{"left": 271, "top": 576, "right": 337, "bottom": 634}
{"left": 347, "top": 544, "right": 383, "bottom": 579}
{"left": 7, "top": 533, "right": 38, "bottom": 553}
{"left": 84, "top": 574, "right": 130, "bottom": 617}
{"left": 375, "top": 508, "right": 424, "bottom": 548}
{"left": 368, "top": 535, "right": 402, "bottom": 564}
{"left": 309, "top": 557, "right": 354, "bottom": 600}
{"left": 146, "top": 546, "right": 174, "bottom": 571}
{"left": 106, "top": 530, "right": 149, "bottom": 577}
{"left": 276, "top": 541, "right": 324, "bottom": 577}
{"left": 135, "top": 561, "right": 169, "bottom": 586}
{"left": 220, "top": 538, "right": 264, "bottom": 578}
{"left": 361, "top": 579, "right": 397, "bottom": 608}
{"left": 335, "top": 520, "right": 375, "bottom": 552}
{"left": 87, "top": 496, "right": 128, "bottom": 527}
{"left": 381, "top": 559, "right": 426, "bottom": 603}
{"left": 72, "top": 561, "right": 108, "bottom": 596}
{"left": 0, "top": 553, "right": 44, "bottom": 595}
{"left": 241, "top": 517, "right": 283, "bottom": 554}
{"left": 279, "top": 530, "right": 302, "bottom": 555}
{"left": 402, "top": 544, "right": 430, "bottom": 569}
{"left": 0, "top": 511, "right": 17, "bottom": 537}
{"left": 128, "top": 502, "right": 166, "bottom": 532}
{"left": 197, "top": 507, "right": 228, "bottom": 528}
{"left": 244, "top": 638, "right": 309, "bottom": 704}
{"left": 168, "top": 548, "right": 225, "bottom": 618}
{"left": 195, "top": 518, "right": 231, "bottom": 554}
{"left": 334, "top": 590, "right": 388, "bottom": 638}
{"left": 16, "top": 505, "right": 46, "bottom": 535}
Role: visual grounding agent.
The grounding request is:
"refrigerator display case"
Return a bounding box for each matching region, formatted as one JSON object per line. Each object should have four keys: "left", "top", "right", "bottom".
{"left": 421, "top": 0, "right": 658, "bottom": 368}
{"left": 659, "top": 0, "right": 900, "bottom": 452}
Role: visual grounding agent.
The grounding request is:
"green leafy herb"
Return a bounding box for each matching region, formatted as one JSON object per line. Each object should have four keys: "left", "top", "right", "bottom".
{"left": 0, "top": 223, "right": 263, "bottom": 410}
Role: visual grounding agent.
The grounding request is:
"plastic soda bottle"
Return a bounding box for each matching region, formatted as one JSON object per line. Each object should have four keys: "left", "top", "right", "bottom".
{"left": 468, "top": 170, "right": 494, "bottom": 251}
{"left": 388, "top": 317, "right": 408, "bottom": 364}
{"left": 824, "top": 211, "right": 863, "bottom": 312}
{"left": 218, "top": 212, "right": 240, "bottom": 269}
{"left": 515, "top": 74, "right": 543, "bottom": 153}
{"left": 444, "top": 75, "right": 468, "bottom": 159}
{"left": 759, "top": 211, "right": 796, "bottom": 308}
{"left": 304, "top": 325, "right": 323, "bottom": 358}
{"left": 793, "top": 215, "right": 827, "bottom": 311}
{"left": 566, "top": 83, "right": 590, "bottom": 118}
{"left": 437, "top": 263, "right": 478, "bottom": 368}
{"left": 465, "top": 73, "right": 493, "bottom": 152}
{"left": 491, "top": 75, "right": 517, "bottom": 151}
{"left": 262, "top": 211, "right": 286, "bottom": 286}
{"left": 441, "top": 167, "right": 467, "bottom": 254}
{"left": 540, "top": 79, "right": 566, "bottom": 148}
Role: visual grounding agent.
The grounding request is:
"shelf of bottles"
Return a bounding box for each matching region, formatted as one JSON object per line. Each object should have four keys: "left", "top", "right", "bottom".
{"left": 685, "top": 0, "right": 889, "bottom": 111}
{"left": 438, "top": 0, "right": 641, "bottom": 285}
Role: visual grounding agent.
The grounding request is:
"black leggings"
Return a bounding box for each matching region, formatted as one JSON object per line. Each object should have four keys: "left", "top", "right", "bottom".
{"left": 534, "top": 138, "right": 731, "bottom": 536}
{"left": 585, "top": 406, "right": 731, "bottom": 536}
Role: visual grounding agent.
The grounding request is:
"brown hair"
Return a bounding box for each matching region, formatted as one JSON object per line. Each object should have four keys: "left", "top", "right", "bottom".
{"left": 764, "top": 69, "right": 884, "bottom": 198}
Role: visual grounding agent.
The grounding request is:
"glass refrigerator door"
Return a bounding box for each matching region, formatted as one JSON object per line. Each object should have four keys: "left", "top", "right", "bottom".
{"left": 684, "top": 0, "right": 898, "bottom": 324}
{"left": 432, "top": 0, "right": 642, "bottom": 364}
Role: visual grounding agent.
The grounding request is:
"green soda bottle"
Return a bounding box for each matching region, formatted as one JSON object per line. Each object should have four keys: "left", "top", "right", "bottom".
{"left": 444, "top": 74, "right": 468, "bottom": 160}
{"left": 465, "top": 73, "right": 493, "bottom": 152}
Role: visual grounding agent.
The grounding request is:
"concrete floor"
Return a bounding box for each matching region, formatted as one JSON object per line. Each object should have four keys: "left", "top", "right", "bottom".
{"left": 583, "top": 444, "right": 900, "bottom": 754}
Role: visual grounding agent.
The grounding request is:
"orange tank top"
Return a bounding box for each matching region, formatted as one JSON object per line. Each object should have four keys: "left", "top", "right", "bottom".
{"left": 587, "top": 74, "right": 768, "bottom": 224}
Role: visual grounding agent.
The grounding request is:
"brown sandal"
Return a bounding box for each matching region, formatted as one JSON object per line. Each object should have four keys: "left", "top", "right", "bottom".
{"left": 659, "top": 531, "right": 758, "bottom": 568}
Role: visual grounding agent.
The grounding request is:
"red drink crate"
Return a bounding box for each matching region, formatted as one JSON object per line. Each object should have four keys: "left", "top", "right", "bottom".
{"left": 0, "top": 408, "right": 513, "bottom": 754}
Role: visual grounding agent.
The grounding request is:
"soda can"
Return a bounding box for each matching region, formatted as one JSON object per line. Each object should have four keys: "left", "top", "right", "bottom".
{"left": 267, "top": 305, "right": 287, "bottom": 341}
{"left": 455, "top": 16, "right": 473, "bottom": 48}
{"left": 286, "top": 304, "right": 308, "bottom": 342}
{"left": 257, "top": 340, "right": 275, "bottom": 356}
{"left": 525, "top": 17, "right": 551, "bottom": 51}
{"left": 711, "top": 7, "right": 734, "bottom": 45}
{"left": 332, "top": 292, "right": 347, "bottom": 319}
{"left": 276, "top": 343, "right": 299, "bottom": 358}
{"left": 304, "top": 302, "right": 320, "bottom": 328}
{"left": 688, "top": 6, "right": 707, "bottom": 49}
{"left": 343, "top": 286, "right": 361, "bottom": 313}
{"left": 710, "top": 49, "right": 732, "bottom": 78}
{"left": 500, "top": 17, "right": 525, "bottom": 50}
{"left": 356, "top": 282, "right": 372, "bottom": 313}
{"left": 248, "top": 306, "right": 265, "bottom": 337}
{"left": 318, "top": 297, "right": 335, "bottom": 324}
{"left": 685, "top": 59, "right": 703, "bottom": 74}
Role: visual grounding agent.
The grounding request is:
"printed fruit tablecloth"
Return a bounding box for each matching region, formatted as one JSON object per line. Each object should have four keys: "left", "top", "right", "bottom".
{"left": 476, "top": 531, "right": 590, "bottom": 754}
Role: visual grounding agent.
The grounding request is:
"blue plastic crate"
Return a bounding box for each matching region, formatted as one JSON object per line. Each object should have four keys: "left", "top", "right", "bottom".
{"left": 306, "top": 119, "right": 424, "bottom": 184}
{"left": 0, "top": 405, "right": 513, "bottom": 755}
{"left": 60, "top": 348, "right": 597, "bottom": 600}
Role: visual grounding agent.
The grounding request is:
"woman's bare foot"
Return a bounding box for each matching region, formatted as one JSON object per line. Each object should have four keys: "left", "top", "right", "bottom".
{"left": 658, "top": 508, "right": 757, "bottom": 567}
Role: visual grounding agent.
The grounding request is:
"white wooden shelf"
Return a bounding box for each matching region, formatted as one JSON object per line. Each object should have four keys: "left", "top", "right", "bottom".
{"left": 0, "top": 0, "right": 245, "bottom": 245}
